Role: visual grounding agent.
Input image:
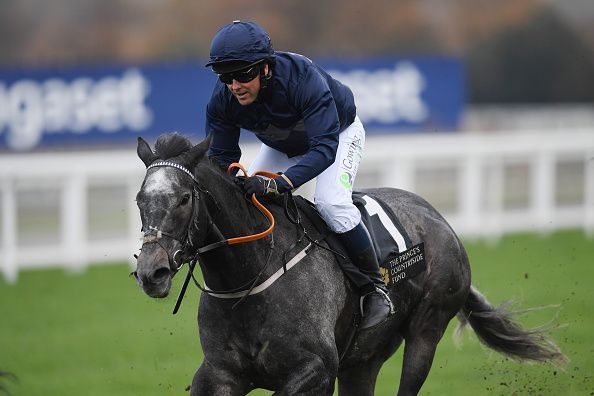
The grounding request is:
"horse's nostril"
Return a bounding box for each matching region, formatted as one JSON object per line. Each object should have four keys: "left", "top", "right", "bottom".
{"left": 150, "top": 268, "right": 171, "bottom": 283}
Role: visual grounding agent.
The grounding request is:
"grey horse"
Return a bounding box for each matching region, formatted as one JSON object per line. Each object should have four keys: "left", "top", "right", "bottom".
{"left": 133, "top": 133, "right": 565, "bottom": 395}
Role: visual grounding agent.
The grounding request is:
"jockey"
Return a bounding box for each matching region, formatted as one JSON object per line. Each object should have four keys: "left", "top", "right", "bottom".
{"left": 205, "top": 20, "right": 393, "bottom": 329}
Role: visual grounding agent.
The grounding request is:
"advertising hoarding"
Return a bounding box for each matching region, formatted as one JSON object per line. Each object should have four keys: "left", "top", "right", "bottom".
{"left": 0, "top": 58, "right": 464, "bottom": 151}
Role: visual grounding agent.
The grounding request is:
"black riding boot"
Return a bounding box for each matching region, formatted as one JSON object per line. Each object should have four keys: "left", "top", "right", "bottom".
{"left": 338, "top": 222, "right": 394, "bottom": 329}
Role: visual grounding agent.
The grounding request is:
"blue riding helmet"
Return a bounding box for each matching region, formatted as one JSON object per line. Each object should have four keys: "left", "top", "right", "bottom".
{"left": 205, "top": 21, "right": 275, "bottom": 74}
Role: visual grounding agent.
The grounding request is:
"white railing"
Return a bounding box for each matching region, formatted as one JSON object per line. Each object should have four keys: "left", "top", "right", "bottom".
{"left": 1, "top": 129, "right": 593, "bottom": 283}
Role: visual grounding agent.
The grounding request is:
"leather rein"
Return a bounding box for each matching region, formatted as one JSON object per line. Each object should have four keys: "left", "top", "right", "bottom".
{"left": 139, "top": 160, "right": 276, "bottom": 314}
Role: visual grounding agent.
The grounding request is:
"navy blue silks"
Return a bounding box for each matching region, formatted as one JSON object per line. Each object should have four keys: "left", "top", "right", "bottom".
{"left": 206, "top": 51, "right": 356, "bottom": 191}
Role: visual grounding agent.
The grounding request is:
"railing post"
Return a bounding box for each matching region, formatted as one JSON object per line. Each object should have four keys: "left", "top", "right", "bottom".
{"left": 484, "top": 158, "right": 504, "bottom": 242}
{"left": 532, "top": 151, "right": 555, "bottom": 234}
{"left": 1, "top": 177, "right": 18, "bottom": 283}
{"left": 459, "top": 155, "right": 482, "bottom": 236}
{"left": 383, "top": 159, "right": 414, "bottom": 191}
{"left": 585, "top": 151, "right": 594, "bottom": 237}
{"left": 61, "top": 173, "right": 87, "bottom": 271}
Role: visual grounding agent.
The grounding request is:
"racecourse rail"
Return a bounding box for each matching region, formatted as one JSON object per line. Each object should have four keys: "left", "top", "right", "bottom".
{"left": 1, "top": 129, "right": 593, "bottom": 283}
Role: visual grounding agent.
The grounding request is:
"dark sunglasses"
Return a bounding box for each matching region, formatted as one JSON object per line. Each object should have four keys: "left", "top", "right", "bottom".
{"left": 218, "top": 64, "right": 262, "bottom": 84}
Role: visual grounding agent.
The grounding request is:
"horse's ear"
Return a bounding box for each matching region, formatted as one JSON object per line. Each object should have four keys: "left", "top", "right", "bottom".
{"left": 183, "top": 133, "right": 214, "bottom": 167}
{"left": 137, "top": 137, "right": 158, "bottom": 168}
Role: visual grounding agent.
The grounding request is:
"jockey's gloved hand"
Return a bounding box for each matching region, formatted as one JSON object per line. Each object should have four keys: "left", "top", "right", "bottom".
{"left": 243, "top": 175, "right": 280, "bottom": 197}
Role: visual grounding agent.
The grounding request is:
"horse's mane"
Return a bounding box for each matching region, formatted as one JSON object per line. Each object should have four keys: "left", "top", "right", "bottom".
{"left": 153, "top": 131, "right": 233, "bottom": 183}
{"left": 154, "top": 132, "right": 194, "bottom": 160}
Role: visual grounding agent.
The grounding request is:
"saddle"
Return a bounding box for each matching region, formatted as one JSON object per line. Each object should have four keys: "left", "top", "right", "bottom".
{"left": 291, "top": 191, "right": 424, "bottom": 289}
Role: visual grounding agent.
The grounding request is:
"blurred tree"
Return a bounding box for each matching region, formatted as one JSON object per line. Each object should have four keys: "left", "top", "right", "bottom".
{"left": 467, "top": 7, "right": 594, "bottom": 102}
{"left": 1, "top": 0, "right": 592, "bottom": 103}
{"left": 0, "top": 2, "right": 23, "bottom": 63}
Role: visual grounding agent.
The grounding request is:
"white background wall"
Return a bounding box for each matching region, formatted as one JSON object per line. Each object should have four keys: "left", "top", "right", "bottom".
{"left": 1, "top": 129, "right": 593, "bottom": 283}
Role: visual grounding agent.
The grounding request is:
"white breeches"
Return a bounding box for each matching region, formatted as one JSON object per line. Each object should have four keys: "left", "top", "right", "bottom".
{"left": 248, "top": 116, "right": 365, "bottom": 233}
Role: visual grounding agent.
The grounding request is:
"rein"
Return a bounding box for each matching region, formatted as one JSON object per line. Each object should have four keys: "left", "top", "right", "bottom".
{"left": 144, "top": 161, "right": 275, "bottom": 254}
{"left": 140, "top": 160, "right": 277, "bottom": 314}
{"left": 194, "top": 162, "right": 276, "bottom": 249}
{"left": 174, "top": 163, "right": 279, "bottom": 313}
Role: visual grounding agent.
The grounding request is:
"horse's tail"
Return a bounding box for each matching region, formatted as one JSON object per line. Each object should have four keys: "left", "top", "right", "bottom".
{"left": 456, "top": 285, "right": 567, "bottom": 365}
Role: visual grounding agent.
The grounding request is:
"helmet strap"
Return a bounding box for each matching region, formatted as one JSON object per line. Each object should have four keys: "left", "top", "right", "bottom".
{"left": 259, "top": 63, "right": 273, "bottom": 92}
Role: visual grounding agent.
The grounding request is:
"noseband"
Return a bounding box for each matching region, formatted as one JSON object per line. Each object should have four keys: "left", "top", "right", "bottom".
{"left": 141, "top": 225, "right": 189, "bottom": 272}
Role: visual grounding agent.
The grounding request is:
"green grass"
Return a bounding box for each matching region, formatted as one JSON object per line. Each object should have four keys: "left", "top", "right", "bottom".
{"left": 1, "top": 230, "right": 593, "bottom": 395}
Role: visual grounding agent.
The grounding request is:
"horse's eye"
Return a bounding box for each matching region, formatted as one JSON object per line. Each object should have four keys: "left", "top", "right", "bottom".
{"left": 180, "top": 194, "right": 191, "bottom": 206}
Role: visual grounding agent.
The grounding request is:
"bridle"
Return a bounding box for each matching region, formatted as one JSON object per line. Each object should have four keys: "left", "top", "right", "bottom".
{"left": 138, "top": 160, "right": 276, "bottom": 313}
{"left": 141, "top": 160, "right": 207, "bottom": 273}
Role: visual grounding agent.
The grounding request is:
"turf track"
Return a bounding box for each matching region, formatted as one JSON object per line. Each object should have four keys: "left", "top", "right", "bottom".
{"left": 0, "top": 230, "right": 592, "bottom": 395}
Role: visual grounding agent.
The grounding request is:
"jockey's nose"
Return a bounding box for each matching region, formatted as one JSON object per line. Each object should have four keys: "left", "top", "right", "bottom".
{"left": 231, "top": 79, "right": 247, "bottom": 90}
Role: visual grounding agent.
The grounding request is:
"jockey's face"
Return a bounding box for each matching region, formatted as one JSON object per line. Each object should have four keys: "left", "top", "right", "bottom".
{"left": 226, "top": 64, "right": 268, "bottom": 106}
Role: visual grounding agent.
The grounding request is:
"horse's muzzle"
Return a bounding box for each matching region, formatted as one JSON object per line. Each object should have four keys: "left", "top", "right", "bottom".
{"left": 134, "top": 245, "right": 173, "bottom": 298}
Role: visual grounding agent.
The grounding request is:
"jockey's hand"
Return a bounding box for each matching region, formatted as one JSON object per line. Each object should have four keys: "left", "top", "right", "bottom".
{"left": 243, "top": 175, "right": 280, "bottom": 197}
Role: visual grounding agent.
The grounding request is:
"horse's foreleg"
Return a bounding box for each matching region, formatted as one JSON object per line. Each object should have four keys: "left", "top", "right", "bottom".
{"left": 274, "top": 354, "right": 336, "bottom": 396}
{"left": 190, "top": 360, "right": 250, "bottom": 396}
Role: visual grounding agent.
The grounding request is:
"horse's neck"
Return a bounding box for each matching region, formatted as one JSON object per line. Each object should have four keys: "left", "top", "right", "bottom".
{"left": 195, "top": 168, "right": 269, "bottom": 291}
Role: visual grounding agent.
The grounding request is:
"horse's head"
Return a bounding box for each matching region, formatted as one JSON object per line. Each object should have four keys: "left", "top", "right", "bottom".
{"left": 133, "top": 133, "right": 212, "bottom": 298}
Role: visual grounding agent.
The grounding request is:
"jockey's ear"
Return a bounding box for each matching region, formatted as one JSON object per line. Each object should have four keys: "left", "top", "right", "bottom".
{"left": 137, "top": 137, "right": 158, "bottom": 168}
{"left": 183, "top": 133, "right": 214, "bottom": 167}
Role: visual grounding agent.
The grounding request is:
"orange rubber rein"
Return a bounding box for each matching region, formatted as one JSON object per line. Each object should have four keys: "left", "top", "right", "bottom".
{"left": 225, "top": 162, "right": 276, "bottom": 245}
{"left": 172, "top": 162, "right": 277, "bottom": 314}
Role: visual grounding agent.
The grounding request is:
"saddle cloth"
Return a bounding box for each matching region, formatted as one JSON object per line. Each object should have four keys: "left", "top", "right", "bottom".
{"left": 293, "top": 192, "right": 413, "bottom": 289}
{"left": 352, "top": 191, "right": 411, "bottom": 262}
